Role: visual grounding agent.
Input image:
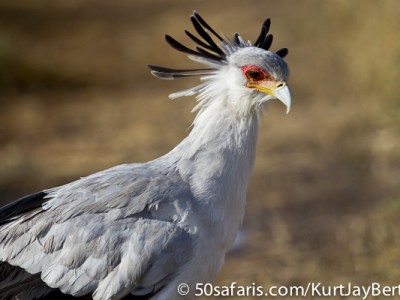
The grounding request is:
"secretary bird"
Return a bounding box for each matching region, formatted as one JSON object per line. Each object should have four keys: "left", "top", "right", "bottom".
{"left": 0, "top": 11, "right": 291, "bottom": 300}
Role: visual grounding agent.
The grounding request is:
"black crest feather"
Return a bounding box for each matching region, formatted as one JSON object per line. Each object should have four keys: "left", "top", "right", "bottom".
{"left": 254, "top": 18, "right": 271, "bottom": 48}
{"left": 276, "top": 47, "right": 289, "bottom": 58}
{"left": 149, "top": 11, "right": 289, "bottom": 80}
{"left": 163, "top": 11, "right": 226, "bottom": 63}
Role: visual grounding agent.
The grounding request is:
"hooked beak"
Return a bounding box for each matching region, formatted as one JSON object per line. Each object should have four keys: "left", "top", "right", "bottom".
{"left": 272, "top": 85, "right": 291, "bottom": 114}
{"left": 249, "top": 83, "right": 292, "bottom": 114}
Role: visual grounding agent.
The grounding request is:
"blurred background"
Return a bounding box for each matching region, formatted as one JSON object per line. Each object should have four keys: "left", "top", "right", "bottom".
{"left": 0, "top": 0, "right": 399, "bottom": 298}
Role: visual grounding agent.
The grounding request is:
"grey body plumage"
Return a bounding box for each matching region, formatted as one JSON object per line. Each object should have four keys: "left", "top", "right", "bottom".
{"left": 0, "top": 11, "right": 291, "bottom": 300}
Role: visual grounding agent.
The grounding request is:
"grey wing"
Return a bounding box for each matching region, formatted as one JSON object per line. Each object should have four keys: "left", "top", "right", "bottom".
{"left": 0, "top": 164, "right": 194, "bottom": 300}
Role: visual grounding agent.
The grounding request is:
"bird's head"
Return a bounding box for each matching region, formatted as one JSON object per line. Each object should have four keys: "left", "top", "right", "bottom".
{"left": 149, "top": 12, "right": 291, "bottom": 114}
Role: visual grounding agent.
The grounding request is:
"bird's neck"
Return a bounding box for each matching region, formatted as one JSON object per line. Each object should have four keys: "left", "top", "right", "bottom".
{"left": 172, "top": 95, "right": 261, "bottom": 228}
{"left": 186, "top": 99, "right": 260, "bottom": 163}
{"left": 184, "top": 77, "right": 262, "bottom": 160}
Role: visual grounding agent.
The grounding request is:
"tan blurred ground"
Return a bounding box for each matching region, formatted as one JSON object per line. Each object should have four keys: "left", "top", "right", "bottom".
{"left": 0, "top": 0, "right": 400, "bottom": 298}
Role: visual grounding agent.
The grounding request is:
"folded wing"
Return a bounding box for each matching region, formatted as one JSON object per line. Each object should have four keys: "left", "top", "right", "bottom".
{"left": 0, "top": 164, "right": 194, "bottom": 300}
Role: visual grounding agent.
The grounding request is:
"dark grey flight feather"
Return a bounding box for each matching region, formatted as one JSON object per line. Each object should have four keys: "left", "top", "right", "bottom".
{"left": 149, "top": 12, "right": 289, "bottom": 80}
{"left": 0, "top": 261, "right": 155, "bottom": 299}
{"left": 0, "top": 191, "right": 47, "bottom": 226}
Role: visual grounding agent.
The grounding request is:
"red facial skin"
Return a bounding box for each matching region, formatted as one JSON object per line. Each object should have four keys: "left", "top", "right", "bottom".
{"left": 241, "top": 64, "right": 273, "bottom": 82}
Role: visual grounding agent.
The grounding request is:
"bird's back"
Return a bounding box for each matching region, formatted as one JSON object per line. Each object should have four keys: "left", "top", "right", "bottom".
{"left": 0, "top": 161, "right": 195, "bottom": 299}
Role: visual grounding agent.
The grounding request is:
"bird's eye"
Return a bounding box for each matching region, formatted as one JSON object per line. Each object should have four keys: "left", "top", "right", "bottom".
{"left": 246, "top": 70, "right": 264, "bottom": 81}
